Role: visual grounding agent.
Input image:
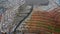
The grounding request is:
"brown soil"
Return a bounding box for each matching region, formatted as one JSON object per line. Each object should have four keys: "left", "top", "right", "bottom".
{"left": 25, "top": 7, "right": 60, "bottom": 34}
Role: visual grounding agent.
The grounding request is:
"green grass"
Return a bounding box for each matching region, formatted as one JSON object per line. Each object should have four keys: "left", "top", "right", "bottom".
{"left": 54, "top": 28, "right": 60, "bottom": 32}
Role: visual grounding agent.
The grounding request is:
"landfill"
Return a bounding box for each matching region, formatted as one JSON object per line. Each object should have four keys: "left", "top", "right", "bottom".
{"left": 0, "top": 0, "right": 60, "bottom": 34}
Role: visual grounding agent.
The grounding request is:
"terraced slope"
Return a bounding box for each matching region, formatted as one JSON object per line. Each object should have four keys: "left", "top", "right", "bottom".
{"left": 25, "top": 7, "right": 60, "bottom": 34}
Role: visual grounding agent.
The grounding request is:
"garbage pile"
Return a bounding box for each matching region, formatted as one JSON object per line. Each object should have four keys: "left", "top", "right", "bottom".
{"left": 0, "top": 0, "right": 25, "bottom": 33}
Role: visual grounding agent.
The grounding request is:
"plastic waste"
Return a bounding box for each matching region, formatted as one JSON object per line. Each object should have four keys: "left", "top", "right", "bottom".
{"left": 0, "top": 0, "right": 25, "bottom": 33}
